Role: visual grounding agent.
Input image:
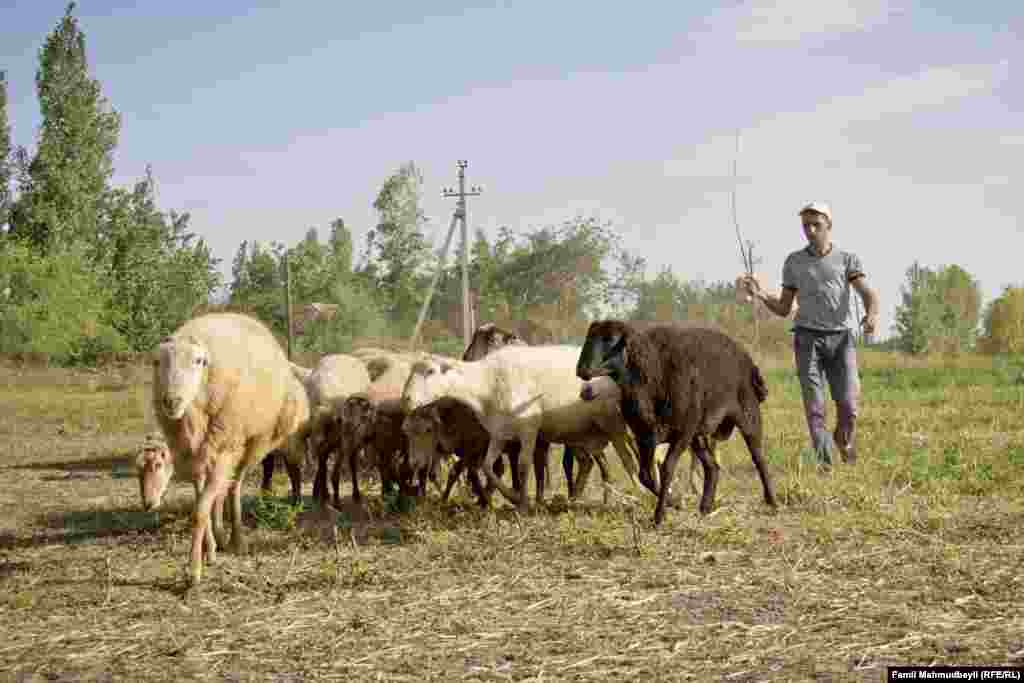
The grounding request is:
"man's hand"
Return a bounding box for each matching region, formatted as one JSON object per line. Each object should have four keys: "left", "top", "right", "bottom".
{"left": 738, "top": 274, "right": 762, "bottom": 299}
{"left": 861, "top": 313, "right": 878, "bottom": 336}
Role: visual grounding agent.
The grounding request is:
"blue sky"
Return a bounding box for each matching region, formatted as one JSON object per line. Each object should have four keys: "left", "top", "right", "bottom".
{"left": 2, "top": 1, "right": 1020, "bottom": 338}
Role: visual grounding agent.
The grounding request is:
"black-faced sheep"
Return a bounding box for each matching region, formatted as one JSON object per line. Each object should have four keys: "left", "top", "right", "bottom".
{"left": 576, "top": 319, "right": 778, "bottom": 526}
{"left": 152, "top": 312, "right": 310, "bottom": 586}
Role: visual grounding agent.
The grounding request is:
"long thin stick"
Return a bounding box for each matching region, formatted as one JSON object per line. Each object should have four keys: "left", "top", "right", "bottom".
{"left": 732, "top": 129, "right": 751, "bottom": 276}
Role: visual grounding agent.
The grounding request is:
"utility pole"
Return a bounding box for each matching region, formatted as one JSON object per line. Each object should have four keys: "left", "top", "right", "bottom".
{"left": 408, "top": 160, "right": 484, "bottom": 351}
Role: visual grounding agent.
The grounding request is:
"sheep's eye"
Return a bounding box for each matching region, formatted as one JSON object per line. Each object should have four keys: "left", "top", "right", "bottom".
{"left": 426, "top": 368, "right": 435, "bottom": 376}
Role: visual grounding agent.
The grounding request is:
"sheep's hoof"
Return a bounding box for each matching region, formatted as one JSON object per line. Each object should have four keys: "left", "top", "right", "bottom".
{"left": 229, "top": 537, "right": 249, "bottom": 556}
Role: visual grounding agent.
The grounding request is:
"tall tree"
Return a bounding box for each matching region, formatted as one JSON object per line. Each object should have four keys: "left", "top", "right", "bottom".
{"left": 0, "top": 71, "right": 12, "bottom": 232}
{"left": 365, "top": 162, "right": 432, "bottom": 330}
{"left": 12, "top": 3, "right": 120, "bottom": 250}
{"left": 894, "top": 262, "right": 981, "bottom": 353}
{"left": 327, "top": 217, "right": 353, "bottom": 279}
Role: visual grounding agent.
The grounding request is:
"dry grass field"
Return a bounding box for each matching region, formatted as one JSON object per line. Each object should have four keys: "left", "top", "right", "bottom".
{"left": 1, "top": 350, "right": 1022, "bottom": 682}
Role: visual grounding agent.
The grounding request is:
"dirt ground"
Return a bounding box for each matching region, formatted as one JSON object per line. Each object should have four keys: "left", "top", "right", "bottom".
{"left": 1, "top": 358, "right": 1022, "bottom": 681}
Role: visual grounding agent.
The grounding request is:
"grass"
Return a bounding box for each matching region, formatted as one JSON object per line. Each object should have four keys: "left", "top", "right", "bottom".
{"left": 0, "top": 352, "right": 1022, "bottom": 681}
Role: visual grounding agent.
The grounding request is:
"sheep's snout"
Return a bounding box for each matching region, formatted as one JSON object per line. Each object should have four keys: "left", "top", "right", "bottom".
{"left": 580, "top": 383, "right": 596, "bottom": 402}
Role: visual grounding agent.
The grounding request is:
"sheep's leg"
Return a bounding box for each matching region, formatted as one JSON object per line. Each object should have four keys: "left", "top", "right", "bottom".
{"left": 211, "top": 476, "right": 229, "bottom": 550}
{"left": 481, "top": 437, "right": 523, "bottom": 508}
{"left": 633, "top": 430, "right": 661, "bottom": 499}
{"left": 508, "top": 451, "right": 523, "bottom": 493}
{"left": 533, "top": 442, "right": 550, "bottom": 504}
{"left": 741, "top": 419, "right": 777, "bottom": 509}
{"left": 572, "top": 451, "right": 595, "bottom": 500}
{"left": 286, "top": 458, "right": 302, "bottom": 505}
{"left": 312, "top": 448, "right": 329, "bottom": 505}
{"left": 260, "top": 454, "right": 275, "bottom": 494}
{"left": 227, "top": 464, "right": 251, "bottom": 555}
{"left": 590, "top": 449, "right": 613, "bottom": 505}
{"left": 192, "top": 479, "right": 217, "bottom": 564}
{"left": 608, "top": 432, "right": 644, "bottom": 494}
{"left": 188, "top": 458, "right": 232, "bottom": 586}
{"left": 691, "top": 435, "right": 721, "bottom": 517}
{"left": 348, "top": 445, "right": 362, "bottom": 505}
{"left": 442, "top": 456, "right": 465, "bottom": 501}
{"left": 562, "top": 446, "right": 576, "bottom": 498}
{"left": 654, "top": 437, "right": 691, "bottom": 526}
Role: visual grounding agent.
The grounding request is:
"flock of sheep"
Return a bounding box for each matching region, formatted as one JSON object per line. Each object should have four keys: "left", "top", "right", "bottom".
{"left": 136, "top": 312, "right": 778, "bottom": 587}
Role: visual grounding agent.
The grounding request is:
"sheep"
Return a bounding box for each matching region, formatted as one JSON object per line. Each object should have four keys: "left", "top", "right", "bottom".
{"left": 318, "top": 387, "right": 418, "bottom": 506}
{"left": 458, "top": 322, "right": 625, "bottom": 501}
{"left": 400, "top": 344, "right": 642, "bottom": 512}
{"left": 402, "top": 398, "right": 549, "bottom": 508}
{"left": 152, "top": 312, "right": 310, "bottom": 586}
{"left": 299, "top": 354, "right": 373, "bottom": 504}
{"left": 575, "top": 319, "right": 778, "bottom": 526}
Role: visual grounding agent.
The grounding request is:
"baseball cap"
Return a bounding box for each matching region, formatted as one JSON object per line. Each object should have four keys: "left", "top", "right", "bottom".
{"left": 799, "top": 201, "right": 832, "bottom": 222}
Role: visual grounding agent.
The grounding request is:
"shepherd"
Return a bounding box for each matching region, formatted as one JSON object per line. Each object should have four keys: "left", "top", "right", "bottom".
{"left": 740, "top": 201, "right": 880, "bottom": 468}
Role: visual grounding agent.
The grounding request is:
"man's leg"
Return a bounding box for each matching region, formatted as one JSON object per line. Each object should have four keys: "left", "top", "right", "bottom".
{"left": 794, "top": 330, "right": 836, "bottom": 465}
{"left": 826, "top": 331, "right": 861, "bottom": 463}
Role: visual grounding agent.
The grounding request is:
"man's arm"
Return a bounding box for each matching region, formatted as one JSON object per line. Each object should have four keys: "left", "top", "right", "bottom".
{"left": 758, "top": 286, "right": 797, "bottom": 318}
{"left": 851, "top": 275, "right": 880, "bottom": 334}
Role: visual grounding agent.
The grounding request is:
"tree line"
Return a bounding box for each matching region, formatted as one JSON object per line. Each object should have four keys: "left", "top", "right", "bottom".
{"left": 1, "top": 5, "right": 1021, "bottom": 365}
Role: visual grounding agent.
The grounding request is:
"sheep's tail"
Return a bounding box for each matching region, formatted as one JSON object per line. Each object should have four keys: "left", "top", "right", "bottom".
{"left": 751, "top": 364, "right": 768, "bottom": 403}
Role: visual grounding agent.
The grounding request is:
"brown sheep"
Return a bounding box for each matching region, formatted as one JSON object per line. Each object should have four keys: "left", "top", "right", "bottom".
{"left": 576, "top": 320, "right": 777, "bottom": 525}
{"left": 318, "top": 390, "right": 418, "bottom": 506}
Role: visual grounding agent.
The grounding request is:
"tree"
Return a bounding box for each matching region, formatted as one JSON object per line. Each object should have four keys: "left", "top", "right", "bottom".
{"left": 981, "top": 286, "right": 1024, "bottom": 354}
{"left": 365, "top": 162, "right": 432, "bottom": 331}
{"left": 10, "top": 3, "right": 120, "bottom": 251}
{"left": 893, "top": 262, "right": 981, "bottom": 354}
{"left": 327, "top": 217, "right": 353, "bottom": 279}
{"left": 0, "top": 71, "right": 12, "bottom": 233}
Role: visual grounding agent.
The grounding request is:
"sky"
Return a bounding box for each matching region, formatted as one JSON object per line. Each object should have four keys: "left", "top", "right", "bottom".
{"left": 1, "top": 0, "right": 1020, "bottom": 339}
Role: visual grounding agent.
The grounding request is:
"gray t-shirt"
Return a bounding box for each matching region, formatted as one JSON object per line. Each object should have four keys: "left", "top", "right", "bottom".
{"left": 782, "top": 245, "right": 865, "bottom": 332}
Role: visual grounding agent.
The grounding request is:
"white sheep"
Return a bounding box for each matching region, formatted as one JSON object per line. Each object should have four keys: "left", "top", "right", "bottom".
{"left": 152, "top": 312, "right": 310, "bottom": 587}
{"left": 400, "top": 345, "right": 642, "bottom": 511}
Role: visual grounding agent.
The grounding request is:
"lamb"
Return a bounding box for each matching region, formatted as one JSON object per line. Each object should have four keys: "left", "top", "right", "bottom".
{"left": 152, "top": 312, "right": 310, "bottom": 586}
{"left": 299, "top": 354, "right": 373, "bottom": 504}
{"left": 400, "top": 344, "right": 642, "bottom": 512}
{"left": 319, "top": 387, "right": 419, "bottom": 506}
{"left": 575, "top": 319, "right": 778, "bottom": 526}
{"left": 402, "top": 398, "right": 549, "bottom": 507}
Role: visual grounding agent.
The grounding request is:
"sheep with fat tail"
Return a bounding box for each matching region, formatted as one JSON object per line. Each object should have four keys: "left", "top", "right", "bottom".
{"left": 576, "top": 320, "right": 777, "bottom": 526}
{"left": 152, "top": 312, "right": 310, "bottom": 587}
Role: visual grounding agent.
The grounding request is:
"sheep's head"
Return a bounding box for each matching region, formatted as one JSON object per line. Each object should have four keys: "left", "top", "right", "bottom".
{"left": 135, "top": 436, "right": 174, "bottom": 511}
{"left": 153, "top": 335, "right": 209, "bottom": 420}
{"left": 401, "top": 359, "right": 457, "bottom": 413}
{"left": 576, "top": 320, "right": 632, "bottom": 383}
{"left": 462, "top": 322, "right": 524, "bottom": 361}
{"left": 336, "top": 394, "right": 378, "bottom": 459}
{"left": 401, "top": 404, "right": 446, "bottom": 473}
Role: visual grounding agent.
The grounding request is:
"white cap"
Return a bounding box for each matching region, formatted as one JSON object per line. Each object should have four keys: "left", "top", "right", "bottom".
{"left": 799, "top": 201, "right": 832, "bottom": 222}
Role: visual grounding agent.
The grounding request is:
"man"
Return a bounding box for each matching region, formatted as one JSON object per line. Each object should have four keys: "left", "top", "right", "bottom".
{"left": 741, "top": 202, "right": 880, "bottom": 467}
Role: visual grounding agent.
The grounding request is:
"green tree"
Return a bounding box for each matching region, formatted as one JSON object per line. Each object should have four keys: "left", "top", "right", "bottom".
{"left": 228, "top": 240, "right": 287, "bottom": 334}
{"left": 327, "top": 217, "right": 353, "bottom": 279}
{"left": 365, "top": 162, "right": 432, "bottom": 331}
{"left": 0, "top": 71, "right": 12, "bottom": 232}
{"left": 893, "top": 262, "right": 945, "bottom": 354}
{"left": 11, "top": 3, "right": 120, "bottom": 251}
{"left": 981, "top": 285, "right": 1024, "bottom": 354}
{"left": 894, "top": 262, "right": 981, "bottom": 353}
